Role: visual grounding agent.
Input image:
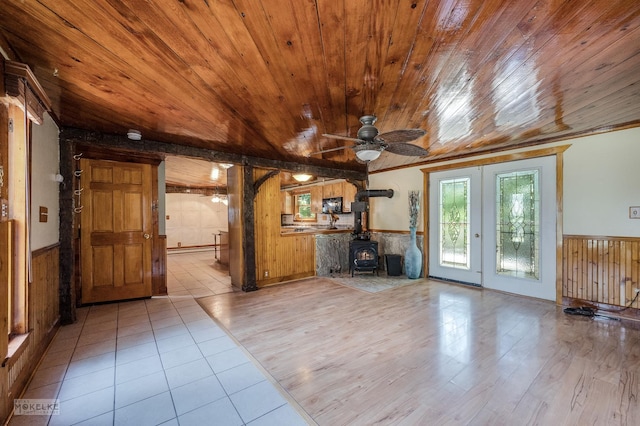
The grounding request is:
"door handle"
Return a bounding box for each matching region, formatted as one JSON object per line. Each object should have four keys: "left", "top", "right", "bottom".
{"left": 143, "top": 233, "right": 151, "bottom": 240}
{"left": 475, "top": 233, "right": 480, "bottom": 238}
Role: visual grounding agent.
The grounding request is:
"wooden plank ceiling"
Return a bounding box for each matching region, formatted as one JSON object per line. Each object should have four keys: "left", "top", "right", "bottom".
{"left": 164, "top": 157, "right": 305, "bottom": 189}
{"left": 164, "top": 156, "right": 228, "bottom": 189}
{"left": 1, "top": 0, "right": 639, "bottom": 182}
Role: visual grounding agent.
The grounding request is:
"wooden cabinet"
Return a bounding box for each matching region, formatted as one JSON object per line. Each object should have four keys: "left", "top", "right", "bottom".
{"left": 310, "top": 186, "right": 323, "bottom": 213}
{"left": 316, "top": 181, "right": 359, "bottom": 212}
{"left": 281, "top": 191, "right": 293, "bottom": 214}
{"left": 342, "top": 182, "right": 357, "bottom": 212}
{"left": 322, "top": 182, "right": 341, "bottom": 198}
{"left": 284, "top": 181, "right": 357, "bottom": 214}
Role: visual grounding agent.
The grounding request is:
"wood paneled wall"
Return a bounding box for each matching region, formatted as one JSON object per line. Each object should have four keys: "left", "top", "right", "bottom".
{"left": 152, "top": 235, "right": 167, "bottom": 295}
{"left": 254, "top": 170, "right": 315, "bottom": 287}
{"left": 563, "top": 235, "right": 640, "bottom": 308}
{"left": 29, "top": 245, "right": 60, "bottom": 341}
{"left": 227, "top": 165, "right": 245, "bottom": 288}
{"left": 0, "top": 220, "right": 11, "bottom": 421}
{"left": 6, "top": 244, "right": 60, "bottom": 416}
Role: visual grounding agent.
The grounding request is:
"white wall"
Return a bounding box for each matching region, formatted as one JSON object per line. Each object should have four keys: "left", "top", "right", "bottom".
{"left": 369, "top": 168, "right": 425, "bottom": 232}
{"left": 563, "top": 128, "right": 640, "bottom": 237}
{"left": 165, "top": 193, "right": 228, "bottom": 248}
{"left": 30, "top": 113, "right": 60, "bottom": 250}
{"left": 369, "top": 127, "right": 640, "bottom": 238}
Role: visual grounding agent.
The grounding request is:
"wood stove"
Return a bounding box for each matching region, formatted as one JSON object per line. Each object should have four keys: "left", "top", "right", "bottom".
{"left": 349, "top": 240, "right": 379, "bottom": 276}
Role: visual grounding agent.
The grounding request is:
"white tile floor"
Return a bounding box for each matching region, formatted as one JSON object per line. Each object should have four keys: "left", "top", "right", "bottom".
{"left": 9, "top": 251, "right": 311, "bottom": 426}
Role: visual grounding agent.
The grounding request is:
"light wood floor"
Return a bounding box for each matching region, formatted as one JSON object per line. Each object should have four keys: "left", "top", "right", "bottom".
{"left": 198, "top": 277, "right": 640, "bottom": 425}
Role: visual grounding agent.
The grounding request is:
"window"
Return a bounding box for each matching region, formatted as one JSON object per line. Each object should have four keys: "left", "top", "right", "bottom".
{"left": 295, "top": 193, "right": 314, "bottom": 219}
{"left": 4, "top": 106, "right": 30, "bottom": 338}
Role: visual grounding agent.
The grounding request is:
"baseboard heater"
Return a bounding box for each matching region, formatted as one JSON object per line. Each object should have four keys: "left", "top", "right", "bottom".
{"left": 428, "top": 275, "right": 482, "bottom": 288}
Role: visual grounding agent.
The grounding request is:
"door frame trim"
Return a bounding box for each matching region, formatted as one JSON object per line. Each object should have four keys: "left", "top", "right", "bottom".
{"left": 421, "top": 145, "right": 569, "bottom": 304}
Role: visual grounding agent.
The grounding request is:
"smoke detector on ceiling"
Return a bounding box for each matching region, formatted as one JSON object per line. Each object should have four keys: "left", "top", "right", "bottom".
{"left": 127, "top": 129, "right": 142, "bottom": 140}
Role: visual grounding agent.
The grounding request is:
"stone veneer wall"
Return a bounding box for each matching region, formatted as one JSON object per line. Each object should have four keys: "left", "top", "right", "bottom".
{"left": 315, "top": 231, "right": 425, "bottom": 277}
{"left": 371, "top": 232, "right": 424, "bottom": 276}
{"left": 315, "top": 233, "right": 352, "bottom": 276}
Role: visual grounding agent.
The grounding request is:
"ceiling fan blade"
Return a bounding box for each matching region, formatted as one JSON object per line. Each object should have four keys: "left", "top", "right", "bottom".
{"left": 307, "top": 144, "right": 354, "bottom": 157}
{"left": 322, "top": 133, "right": 363, "bottom": 143}
{"left": 384, "top": 142, "right": 429, "bottom": 157}
{"left": 376, "top": 129, "right": 426, "bottom": 144}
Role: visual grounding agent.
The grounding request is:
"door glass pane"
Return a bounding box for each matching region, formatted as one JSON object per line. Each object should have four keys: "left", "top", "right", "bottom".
{"left": 439, "top": 177, "right": 470, "bottom": 269}
{"left": 495, "top": 170, "right": 539, "bottom": 279}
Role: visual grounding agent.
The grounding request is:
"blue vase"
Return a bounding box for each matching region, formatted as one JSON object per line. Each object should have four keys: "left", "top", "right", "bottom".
{"left": 404, "top": 226, "right": 422, "bottom": 279}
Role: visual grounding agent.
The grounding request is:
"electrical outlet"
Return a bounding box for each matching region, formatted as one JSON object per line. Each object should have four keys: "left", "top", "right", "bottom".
{"left": 264, "top": 271, "right": 269, "bottom": 277}
{"left": 630, "top": 207, "right": 640, "bottom": 219}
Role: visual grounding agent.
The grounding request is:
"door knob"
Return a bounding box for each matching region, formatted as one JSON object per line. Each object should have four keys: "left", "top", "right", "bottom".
{"left": 474, "top": 233, "right": 480, "bottom": 238}
{"left": 143, "top": 233, "right": 151, "bottom": 239}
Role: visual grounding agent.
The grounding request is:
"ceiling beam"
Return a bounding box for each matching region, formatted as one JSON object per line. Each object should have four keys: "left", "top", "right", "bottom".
{"left": 60, "top": 127, "right": 368, "bottom": 182}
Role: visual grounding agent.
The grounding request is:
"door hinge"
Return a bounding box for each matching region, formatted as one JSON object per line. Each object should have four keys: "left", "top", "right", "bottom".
{"left": 8, "top": 118, "right": 13, "bottom": 133}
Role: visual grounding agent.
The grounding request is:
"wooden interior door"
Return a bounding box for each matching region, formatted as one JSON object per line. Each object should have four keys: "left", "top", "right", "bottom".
{"left": 80, "top": 159, "right": 153, "bottom": 304}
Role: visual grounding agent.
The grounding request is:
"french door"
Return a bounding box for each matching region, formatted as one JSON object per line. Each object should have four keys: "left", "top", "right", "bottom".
{"left": 429, "top": 157, "right": 556, "bottom": 300}
{"left": 428, "top": 167, "right": 482, "bottom": 285}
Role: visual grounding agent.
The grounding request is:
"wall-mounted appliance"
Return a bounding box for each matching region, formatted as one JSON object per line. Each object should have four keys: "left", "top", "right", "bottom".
{"left": 322, "top": 197, "right": 343, "bottom": 214}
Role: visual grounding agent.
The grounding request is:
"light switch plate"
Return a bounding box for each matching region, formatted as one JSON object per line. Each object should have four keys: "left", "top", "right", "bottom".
{"left": 39, "top": 206, "right": 48, "bottom": 222}
{"left": 630, "top": 207, "right": 640, "bottom": 219}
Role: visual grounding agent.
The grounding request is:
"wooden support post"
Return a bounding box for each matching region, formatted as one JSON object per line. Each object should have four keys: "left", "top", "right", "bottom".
{"left": 242, "top": 165, "right": 258, "bottom": 292}
{"left": 58, "top": 138, "right": 76, "bottom": 324}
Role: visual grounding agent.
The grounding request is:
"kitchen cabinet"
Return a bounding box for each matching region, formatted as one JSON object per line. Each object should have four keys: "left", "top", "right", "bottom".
{"left": 284, "top": 181, "right": 358, "bottom": 215}
{"left": 342, "top": 182, "right": 357, "bottom": 212}
{"left": 281, "top": 191, "right": 293, "bottom": 214}
{"left": 323, "top": 182, "right": 341, "bottom": 198}
{"left": 310, "top": 186, "right": 323, "bottom": 213}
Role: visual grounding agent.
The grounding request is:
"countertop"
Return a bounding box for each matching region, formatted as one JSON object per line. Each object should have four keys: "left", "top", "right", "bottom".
{"left": 280, "top": 225, "right": 353, "bottom": 236}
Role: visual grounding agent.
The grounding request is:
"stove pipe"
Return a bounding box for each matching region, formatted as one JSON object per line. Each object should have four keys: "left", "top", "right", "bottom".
{"left": 352, "top": 189, "right": 394, "bottom": 235}
{"left": 354, "top": 189, "right": 394, "bottom": 202}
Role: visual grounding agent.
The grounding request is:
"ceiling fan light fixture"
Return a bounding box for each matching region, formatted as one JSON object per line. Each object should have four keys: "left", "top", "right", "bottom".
{"left": 354, "top": 144, "right": 383, "bottom": 162}
{"left": 301, "top": 115, "right": 426, "bottom": 161}
{"left": 292, "top": 173, "right": 313, "bottom": 182}
{"left": 127, "top": 129, "right": 142, "bottom": 140}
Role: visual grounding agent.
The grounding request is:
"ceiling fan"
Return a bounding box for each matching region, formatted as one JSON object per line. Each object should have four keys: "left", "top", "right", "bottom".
{"left": 310, "top": 115, "right": 428, "bottom": 162}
